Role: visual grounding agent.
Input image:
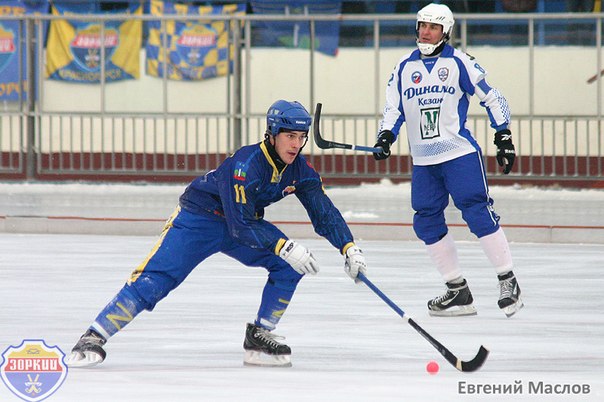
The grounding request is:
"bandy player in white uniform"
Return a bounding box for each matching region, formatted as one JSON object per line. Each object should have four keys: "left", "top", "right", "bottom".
{"left": 373, "top": 3, "right": 523, "bottom": 317}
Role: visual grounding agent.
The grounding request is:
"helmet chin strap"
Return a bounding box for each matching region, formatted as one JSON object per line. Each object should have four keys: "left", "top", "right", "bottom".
{"left": 417, "top": 37, "right": 447, "bottom": 56}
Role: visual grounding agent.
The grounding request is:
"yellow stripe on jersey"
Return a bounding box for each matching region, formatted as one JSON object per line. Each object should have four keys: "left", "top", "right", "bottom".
{"left": 260, "top": 141, "right": 287, "bottom": 183}
{"left": 128, "top": 206, "right": 180, "bottom": 284}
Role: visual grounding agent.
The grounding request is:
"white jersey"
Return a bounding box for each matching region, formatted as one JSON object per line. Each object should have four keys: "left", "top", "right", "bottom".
{"left": 380, "top": 44, "right": 510, "bottom": 166}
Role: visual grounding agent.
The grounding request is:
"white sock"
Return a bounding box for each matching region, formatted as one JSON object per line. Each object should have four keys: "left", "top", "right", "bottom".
{"left": 479, "top": 227, "right": 514, "bottom": 275}
{"left": 426, "top": 233, "right": 462, "bottom": 283}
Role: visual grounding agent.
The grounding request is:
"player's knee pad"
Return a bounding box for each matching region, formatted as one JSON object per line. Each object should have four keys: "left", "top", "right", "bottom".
{"left": 413, "top": 215, "right": 448, "bottom": 245}
{"left": 461, "top": 204, "right": 501, "bottom": 238}
{"left": 127, "top": 272, "right": 177, "bottom": 311}
{"left": 267, "top": 273, "right": 302, "bottom": 292}
{"left": 468, "top": 222, "right": 500, "bottom": 239}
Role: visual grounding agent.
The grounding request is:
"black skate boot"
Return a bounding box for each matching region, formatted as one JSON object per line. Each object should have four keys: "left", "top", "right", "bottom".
{"left": 243, "top": 323, "right": 292, "bottom": 367}
{"left": 65, "top": 329, "right": 107, "bottom": 368}
{"left": 428, "top": 279, "right": 477, "bottom": 317}
{"left": 498, "top": 271, "right": 524, "bottom": 317}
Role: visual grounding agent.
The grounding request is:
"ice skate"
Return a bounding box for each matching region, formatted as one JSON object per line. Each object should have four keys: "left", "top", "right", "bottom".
{"left": 243, "top": 323, "right": 292, "bottom": 367}
{"left": 65, "top": 329, "right": 107, "bottom": 368}
{"left": 428, "top": 279, "right": 477, "bottom": 317}
{"left": 498, "top": 271, "right": 524, "bottom": 317}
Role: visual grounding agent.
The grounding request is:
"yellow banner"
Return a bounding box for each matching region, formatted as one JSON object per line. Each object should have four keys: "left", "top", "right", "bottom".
{"left": 46, "top": 3, "right": 142, "bottom": 83}
{"left": 146, "top": 0, "right": 245, "bottom": 80}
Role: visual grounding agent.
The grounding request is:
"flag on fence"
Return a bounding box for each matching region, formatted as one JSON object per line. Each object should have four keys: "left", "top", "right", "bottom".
{"left": 45, "top": 1, "right": 142, "bottom": 83}
{"left": 250, "top": 1, "right": 341, "bottom": 56}
{"left": 0, "top": 0, "right": 48, "bottom": 101}
{"left": 146, "top": 0, "right": 246, "bottom": 81}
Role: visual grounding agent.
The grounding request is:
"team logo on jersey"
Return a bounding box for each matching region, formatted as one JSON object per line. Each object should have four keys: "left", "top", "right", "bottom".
{"left": 1, "top": 340, "right": 68, "bottom": 402}
{"left": 438, "top": 67, "right": 449, "bottom": 82}
{"left": 420, "top": 108, "right": 441, "bottom": 140}
{"left": 411, "top": 71, "right": 422, "bottom": 84}
{"left": 474, "top": 63, "right": 485, "bottom": 73}
{"left": 404, "top": 85, "right": 455, "bottom": 100}
{"left": 233, "top": 161, "right": 247, "bottom": 181}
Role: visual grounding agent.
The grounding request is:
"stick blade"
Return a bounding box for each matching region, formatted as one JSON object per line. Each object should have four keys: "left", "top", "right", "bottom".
{"left": 313, "top": 103, "right": 335, "bottom": 149}
{"left": 312, "top": 102, "right": 376, "bottom": 152}
{"left": 459, "top": 345, "right": 489, "bottom": 372}
{"left": 313, "top": 103, "right": 328, "bottom": 148}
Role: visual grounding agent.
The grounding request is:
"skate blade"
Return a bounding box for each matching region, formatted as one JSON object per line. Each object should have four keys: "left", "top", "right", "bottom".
{"left": 502, "top": 297, "right": 524, "bottom": 317}
{"left": 65, "top": 351, "right": 104, "bottom": 368}
{"left": 429, "top": 304, "right": 477, "bottom": 317}
{"left": 243, "top": 350, "right": 292, "bottom": 367}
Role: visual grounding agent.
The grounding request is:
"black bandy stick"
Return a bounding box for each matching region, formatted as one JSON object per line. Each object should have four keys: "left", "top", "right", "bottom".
{"left": 358, "top": 272, "right": 489, "bottom": 372}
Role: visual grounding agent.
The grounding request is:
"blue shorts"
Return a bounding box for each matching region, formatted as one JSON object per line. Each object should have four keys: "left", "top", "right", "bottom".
{"left": 411, "top": 151, "right": 500, "bottom": 245}
{"left": 126, "top": 207, "right": 302, "bottom": 310}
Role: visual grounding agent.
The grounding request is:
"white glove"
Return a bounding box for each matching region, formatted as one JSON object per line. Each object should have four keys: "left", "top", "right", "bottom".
{"left": 344, "top": 245, "right": 367, "bottom": 283}
{"left": 279, "top": 240, "right": 319, "bottom": 275}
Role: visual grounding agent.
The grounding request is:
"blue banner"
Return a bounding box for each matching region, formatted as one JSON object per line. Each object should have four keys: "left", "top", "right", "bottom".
{"left": 251, "top": 1, "right": 341, "bottom": 56}
{"left": 45, "top": 2, "right": 142, "bottom": 83}
{"left": 146, "top": 0, "right": 246, "bottom": 81}
{"left": 0, "top": 0, "right": 48, "bottom": 101}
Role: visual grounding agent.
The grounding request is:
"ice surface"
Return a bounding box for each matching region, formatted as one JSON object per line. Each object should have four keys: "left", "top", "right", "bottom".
{"left": 1, "top": 234, "right": 603, "bottom": 401}
{"left": 1, "top": 180, "right": 603, "bottom": 400}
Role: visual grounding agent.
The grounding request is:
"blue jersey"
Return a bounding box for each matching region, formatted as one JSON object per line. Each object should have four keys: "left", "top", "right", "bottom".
{"left": 179, "top": 141, "right": 354, "bottom": 254}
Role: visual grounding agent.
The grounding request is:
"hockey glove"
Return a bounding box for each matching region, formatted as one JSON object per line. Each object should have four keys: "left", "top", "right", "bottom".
{"left": 279, "top": 240, "right": 319, "bottom": 275}
{"left": 344, "top": 245, "right": 367, "bottom": 283}
{"left": 373, "top": 130, "right": 395, "bottom": 161}
{"left": 494, "top": 129, "right": 515, "bottom": 175}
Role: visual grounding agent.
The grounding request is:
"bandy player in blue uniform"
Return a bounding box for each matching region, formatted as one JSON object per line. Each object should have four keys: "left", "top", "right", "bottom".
{"left": 373, "top": 3, "right": 523, "bottom": 317}
{"left": 66, "top": 100, "right": 367, "bottom": 368}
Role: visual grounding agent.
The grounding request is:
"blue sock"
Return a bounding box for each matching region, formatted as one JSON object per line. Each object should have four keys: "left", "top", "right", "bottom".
{"left": 90, "top": 285, "right": 146, "bottom": 339}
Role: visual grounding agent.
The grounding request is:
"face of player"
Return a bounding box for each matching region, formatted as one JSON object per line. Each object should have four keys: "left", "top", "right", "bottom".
{"left": 271, "top": 130, "right": 308, "bottom": 164}
{"left": 417, "top": 21, "right": 444, "bottom": 45}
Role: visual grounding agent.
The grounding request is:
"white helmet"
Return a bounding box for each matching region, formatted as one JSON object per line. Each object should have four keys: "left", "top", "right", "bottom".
{"left": 416, "top": 3, "right": 455, "bottom": 55}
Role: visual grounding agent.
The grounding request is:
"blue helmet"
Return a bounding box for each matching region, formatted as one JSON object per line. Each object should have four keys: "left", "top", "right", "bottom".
{"left": 266, "top": 100, "right": 312, "bottom": 136}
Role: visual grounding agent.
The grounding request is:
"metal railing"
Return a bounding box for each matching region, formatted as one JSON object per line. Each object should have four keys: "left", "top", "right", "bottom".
{"left": 0, "top": 12, "right": 603, "bottom": 186}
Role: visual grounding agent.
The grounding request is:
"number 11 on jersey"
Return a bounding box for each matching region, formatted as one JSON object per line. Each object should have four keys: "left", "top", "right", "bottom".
{"left": 234, "top": 184, "right": 247, "bottom": 204}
